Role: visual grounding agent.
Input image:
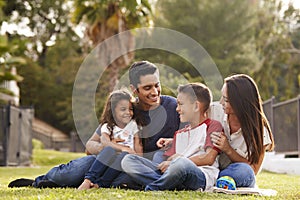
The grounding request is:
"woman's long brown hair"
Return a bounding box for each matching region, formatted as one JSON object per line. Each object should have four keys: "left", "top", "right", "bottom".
{"left": 225, "top": 74, "right": 274, "bottom": 164}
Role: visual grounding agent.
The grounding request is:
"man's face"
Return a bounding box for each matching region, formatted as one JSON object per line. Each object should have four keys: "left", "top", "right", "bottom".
{"left": 134, "top": 70, "right": 161, "bottom": 110}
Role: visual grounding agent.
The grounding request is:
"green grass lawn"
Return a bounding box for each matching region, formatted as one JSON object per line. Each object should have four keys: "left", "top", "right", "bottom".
{"left": 1, "top": 148, "right": 300, "bottom": 200}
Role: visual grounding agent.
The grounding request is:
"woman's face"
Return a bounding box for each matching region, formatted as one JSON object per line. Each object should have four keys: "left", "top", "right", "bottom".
{"left": 220, "top": 84, "right": 234, "bottom": 115}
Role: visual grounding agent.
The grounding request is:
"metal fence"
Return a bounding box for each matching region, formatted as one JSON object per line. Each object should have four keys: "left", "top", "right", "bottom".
{"left": 263, "top": 96, "right": 300, "bottom": 157}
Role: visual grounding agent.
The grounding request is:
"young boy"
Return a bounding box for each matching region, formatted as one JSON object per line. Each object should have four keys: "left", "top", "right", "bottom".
{"left": 121, "top": 83, "right": 223, "bottom": 191}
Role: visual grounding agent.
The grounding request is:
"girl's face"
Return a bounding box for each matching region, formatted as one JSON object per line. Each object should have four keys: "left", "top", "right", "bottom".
{"left": 114, "top": 99, "right": 133, "bottom": 128}
{"left": 220, "top": 84, "right": 234, "bottom": 115}
{"left": 176, "top": 92, "right": 197, "bottom": 124}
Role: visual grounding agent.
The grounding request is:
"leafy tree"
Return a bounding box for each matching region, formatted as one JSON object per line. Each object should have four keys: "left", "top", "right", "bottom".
{"left": 253, "top": 0, "right": 300, "bottom": 100}
{"left": 0, "top": 1, "right": 26, "bottom": 104}
{"left": 72, "top": 0, "right": 153, "bottom": 91}
{"left": 2, "top": 0, "right": 78, "bottom": 67}
{"left": 2, "top": 0, "right": 83, "bottom": 133}
{"left": 135, "top": 0, "right": 256, "bottom": 99}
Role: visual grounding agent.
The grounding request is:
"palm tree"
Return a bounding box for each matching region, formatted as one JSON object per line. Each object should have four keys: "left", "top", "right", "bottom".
{"left": 72, "top": 0, "right": 152, "bottom": 91}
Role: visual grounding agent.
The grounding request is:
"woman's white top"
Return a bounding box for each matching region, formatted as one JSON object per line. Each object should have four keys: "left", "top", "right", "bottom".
{"left": 219, "top": 114, "right": 272, "bottom": 170}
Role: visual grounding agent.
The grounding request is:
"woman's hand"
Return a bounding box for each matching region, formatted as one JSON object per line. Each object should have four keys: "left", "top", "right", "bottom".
{"left": 157, "top": 161, "right": 171, "bottom": 173}
{"left": 211, "top": 132, "right": 231, "bottom": 153}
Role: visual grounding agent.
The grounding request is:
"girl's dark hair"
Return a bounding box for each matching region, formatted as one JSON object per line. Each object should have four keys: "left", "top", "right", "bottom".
{"left": 100, "top": 89, "right": 133, "bottom": 137}
{"left": 225, "top": 74, "right": 274, "bottom": 164}
{"left": 177, "top": 82, "right": 212, "bottom": 113}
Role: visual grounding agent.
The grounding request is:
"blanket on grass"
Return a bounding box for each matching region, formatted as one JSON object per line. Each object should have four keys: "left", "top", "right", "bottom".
{"left": 207, "top": 187, "right": 277, "bottom": 196}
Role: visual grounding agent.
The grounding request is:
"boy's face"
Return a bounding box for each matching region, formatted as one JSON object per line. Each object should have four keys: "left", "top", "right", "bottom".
{"left": 134, "top": 70, "right": 161, "bottom": 110}
{"left": 176, "top": 92, "right": 197, "bottom": 123}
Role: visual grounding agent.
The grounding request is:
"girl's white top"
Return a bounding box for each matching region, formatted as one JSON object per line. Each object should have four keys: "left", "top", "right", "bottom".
{"left": 101, "top": 120, "right": 139, "bottom": 149}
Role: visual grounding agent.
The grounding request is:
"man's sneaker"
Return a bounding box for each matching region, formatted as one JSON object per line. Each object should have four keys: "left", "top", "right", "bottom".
{"left": 216, "top": 176, "right": 236, "bottom": 190}
{"left": 37, "top": 180, "right": 60, "bottom": 188}
{"left": 8, "top": 178, "right": 34, "bottom": 188}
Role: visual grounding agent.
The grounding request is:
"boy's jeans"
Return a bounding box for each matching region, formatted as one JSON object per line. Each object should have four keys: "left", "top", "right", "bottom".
{"left": 122, "top": 155, "right": 206, "bottom": 191}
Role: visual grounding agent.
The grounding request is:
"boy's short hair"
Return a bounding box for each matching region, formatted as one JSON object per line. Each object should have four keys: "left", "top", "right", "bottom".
{"left": 129, "top": 61, "right": 158, "bottom": 88}
{"left": 177, "top": 83, "right": 212, "bottom": 112}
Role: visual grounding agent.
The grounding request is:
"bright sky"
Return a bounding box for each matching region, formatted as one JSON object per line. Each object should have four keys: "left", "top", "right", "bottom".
{"left": 282, "top": 0, "right": 300, "bottom": 8}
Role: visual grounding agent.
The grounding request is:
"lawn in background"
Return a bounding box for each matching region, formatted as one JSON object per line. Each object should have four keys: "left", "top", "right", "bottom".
{"left": 0, "top": 148, "right": 300, "bottom": 200}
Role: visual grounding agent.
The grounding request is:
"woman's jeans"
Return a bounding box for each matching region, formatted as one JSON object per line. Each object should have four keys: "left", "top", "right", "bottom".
{"left": 219, "top": 162, "right": 256, "bottom": 187}
{"left": 122, "top": 154, "right": 206, "bottom": 191}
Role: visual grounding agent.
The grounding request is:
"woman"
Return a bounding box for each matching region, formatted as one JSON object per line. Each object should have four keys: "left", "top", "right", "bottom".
{"left": 211, "top": 74, "right": 274, "bottom": 188}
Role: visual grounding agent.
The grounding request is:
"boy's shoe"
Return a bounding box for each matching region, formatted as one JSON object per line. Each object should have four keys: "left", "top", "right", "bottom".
{"left": 37, "top": 180, "right": 60, "bottom": 188}
{"left": 216, "top": 176, "right": 236, "bottom": 190}
{"left": 8, "top": 178, "right": 34, "bottom": 188}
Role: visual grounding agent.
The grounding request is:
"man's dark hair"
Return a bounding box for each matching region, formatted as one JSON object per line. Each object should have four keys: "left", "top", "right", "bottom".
{"left": 129, "top": 61, "right": 158, "bottom": 88}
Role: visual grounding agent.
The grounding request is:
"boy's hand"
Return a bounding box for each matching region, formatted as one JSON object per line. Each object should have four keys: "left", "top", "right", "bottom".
{"left": 157, "top": 161, "right": 171, "bottom": 173}
{"left": 156, "top": 138, "right": 173, "bottom": 149}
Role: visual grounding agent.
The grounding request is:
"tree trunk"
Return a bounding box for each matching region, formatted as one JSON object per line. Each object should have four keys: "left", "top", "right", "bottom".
{"left": 87, "top": 14, "right": 135, "bottom": 92}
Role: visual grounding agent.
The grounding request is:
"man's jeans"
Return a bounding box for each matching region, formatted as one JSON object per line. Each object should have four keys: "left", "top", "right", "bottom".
{"left": 122, "top": 154, "right": 206, "bottom": 191}
{"left": 219, "top": 162, "right": 256, "bottom": 187}
{"left": 34, "top": 155, "right": 96, "bottom": 187}
{"left": 34, "top": 147, "right": 139, "bottom": 188}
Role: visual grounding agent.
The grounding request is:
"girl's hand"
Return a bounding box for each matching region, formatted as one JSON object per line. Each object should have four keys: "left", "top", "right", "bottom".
{"left": 211, "top": 132, "right": 230, "bottom": 153}
{"left": 121, "top": 146, "right": 136, "bottom": 154}
{"left": 157, "top": 161, "right": 171, "bottom": 173}
{"left": 112, "top": 138, "right": 125, "bottom": 143}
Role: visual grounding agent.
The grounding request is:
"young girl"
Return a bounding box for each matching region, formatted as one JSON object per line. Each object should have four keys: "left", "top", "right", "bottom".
{"left": 78, "top": 89, "right": 142, "bottom": 190}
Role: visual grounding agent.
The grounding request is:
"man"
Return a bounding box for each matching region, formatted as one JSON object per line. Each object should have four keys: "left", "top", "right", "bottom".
{"left": 8, "top": 61, "right": 180, "bottom": 188}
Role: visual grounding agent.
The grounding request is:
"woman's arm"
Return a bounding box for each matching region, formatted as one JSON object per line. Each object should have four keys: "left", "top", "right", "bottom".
{"left": 211, "top": 132, "right": 249, "bottom": 164}
{"left": 251, "top": 146, "right": 267, "bottom": 175}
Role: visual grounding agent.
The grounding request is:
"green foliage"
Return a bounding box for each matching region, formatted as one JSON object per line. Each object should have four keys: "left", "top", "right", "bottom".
{"left": 72, "top": 0, "right": 152, "bottom": 29}
{"left": 0, "top": 35, "right": 25, "bottom": 84}
{"left": 135, "top": 0, "right": 300, "bottom": 101}
{"left": 134, "top": 0, "right": 257, "bottom": 99}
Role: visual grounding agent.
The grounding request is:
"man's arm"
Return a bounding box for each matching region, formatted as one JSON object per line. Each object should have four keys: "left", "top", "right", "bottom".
{"left": 85, "top": 132, "right": 103, "bottom": 155}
